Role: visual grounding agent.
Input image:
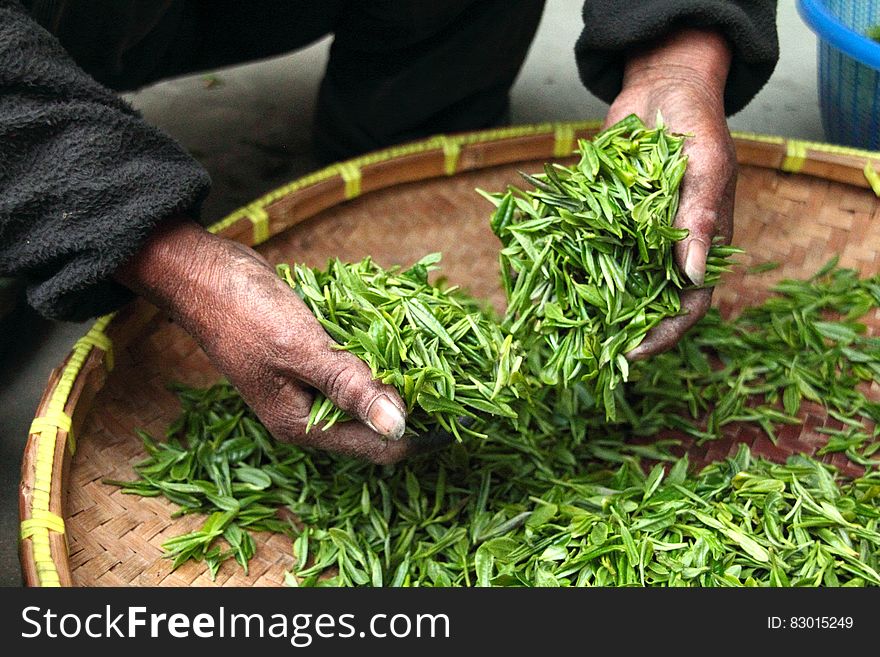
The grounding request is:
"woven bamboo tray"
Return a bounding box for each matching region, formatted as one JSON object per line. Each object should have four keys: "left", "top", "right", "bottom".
{"left": 18, "top": 121, "right": 880, "bottom": 587}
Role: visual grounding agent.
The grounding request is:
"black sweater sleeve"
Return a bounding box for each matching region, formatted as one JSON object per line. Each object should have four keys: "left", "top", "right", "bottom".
{"left": 0, "top": 0, "right": 210, "bottom": 321}
{"left": 575, "top": 0, "right": 779, "bottom": 116}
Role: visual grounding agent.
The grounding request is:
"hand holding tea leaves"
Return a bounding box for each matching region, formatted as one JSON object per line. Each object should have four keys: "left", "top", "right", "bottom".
{"left": 485, "top": 114, "right": 739, "bottom": 420}
{"left": 114, "top": 218, "right": 415, "bottom": 464}
{"left": 605, "top": 27, "right": 736, "bottom": 359}
{"left": 277, "top": 254, "right": 524, "bottom": 441}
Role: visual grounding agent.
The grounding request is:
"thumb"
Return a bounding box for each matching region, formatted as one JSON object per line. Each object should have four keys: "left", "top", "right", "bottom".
{"left": 299, "top": 348, "right": 407, "bottom": 441}
{"left": 673, "top": 139, "right": 736, "bottom": 286}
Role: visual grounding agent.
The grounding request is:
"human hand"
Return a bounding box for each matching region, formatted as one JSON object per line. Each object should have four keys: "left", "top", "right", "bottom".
{"left": 603, "top": 28, "right": 736, "bottom": 360}
{"left": 115, "top": 218, "right": 426, "bottom": 465}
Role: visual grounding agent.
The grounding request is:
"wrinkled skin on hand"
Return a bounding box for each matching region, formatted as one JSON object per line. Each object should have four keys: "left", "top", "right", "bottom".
{"left": 604, "top": 28, "right": 736, "bottom": 360}
{"left": 115, "top": 219, "right": 434, "bottom": 465}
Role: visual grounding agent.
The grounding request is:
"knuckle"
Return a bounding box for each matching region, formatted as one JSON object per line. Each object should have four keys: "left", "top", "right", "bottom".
{"left": 225, "top": 240, "right": 274, "bottom": 270}
{"left": 369, "top": 441, "right": 407, "bottom": 466}
{"left": 676, "top": 211, "right": 716, "bottom": 240}
{"left": 264, "top": 415, "right": 309, "bottom": 444}
{"left": 255, "top": 383, "right": 313, "bottom": 444}
{"left": 266, "top": 330, "right": 312, "bottom": 375}
{"left": 724, "top": 149, "right": 739, "bottom": 176}
{"left": 322, "top": 361, "right": 361, "bottom": 405}
{"left": 692, "top": 212, "right": 717, "bottom": 239}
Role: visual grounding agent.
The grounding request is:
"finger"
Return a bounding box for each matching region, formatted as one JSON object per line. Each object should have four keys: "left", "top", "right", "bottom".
{"left": 602, "top": 106, "right": 633, "bottom": 129}
{"left": 226, "top": 264, "right": 408, "bottom": 441}
{"left": 294, "top": 347, "right": 407, "bottom": 441}
{"left": 306, "top": 417, "right": 455, "bottom": 464}
{"left": 182, "top": 245, "right": 409, "bottom": 445}
{"left": 603, "top": 101, "right": 660, "bottom": 130}
{"left": 271, "top": 385, "right": 446, "bottom": 465}
{"left": 257, "top": 379, "right": 410, "bottom": 463}
{"left": 301, "top": 420, "right": 416, "bottom": 465}
{"left": 672, "top": 136, "right": 736, "bottom": 286}
{"left": 625, "top": 288, "right": 712, "bottom": 361}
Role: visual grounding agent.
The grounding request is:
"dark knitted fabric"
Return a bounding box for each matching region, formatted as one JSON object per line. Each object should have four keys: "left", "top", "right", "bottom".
{"left": 575, "top": 0, "right": 779, "bottom": 116}
{"left": 0, "top": 0, "right": 210, "bottom": 321}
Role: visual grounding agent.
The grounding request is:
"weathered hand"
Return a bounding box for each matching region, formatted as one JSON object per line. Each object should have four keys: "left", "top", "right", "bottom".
{"left": 604, "top": 28, "right": 736, "bottom": 360}
{"left": 115, "top": 218, "right": 422, "bottom": 465}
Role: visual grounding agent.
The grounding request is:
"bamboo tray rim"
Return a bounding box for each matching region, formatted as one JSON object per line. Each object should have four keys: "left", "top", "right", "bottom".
{"left": 18, "top": 120, "right": 880, "bottom": 587}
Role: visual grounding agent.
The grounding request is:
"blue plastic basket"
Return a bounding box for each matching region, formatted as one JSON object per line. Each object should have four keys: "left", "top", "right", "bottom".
{"left": 798, "top": 0, "right": 880, "bottom": 149}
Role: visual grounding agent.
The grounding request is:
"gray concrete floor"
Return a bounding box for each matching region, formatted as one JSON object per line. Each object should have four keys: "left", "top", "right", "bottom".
{"left": 0, "top": 0, "right": 822, "bottom": 585}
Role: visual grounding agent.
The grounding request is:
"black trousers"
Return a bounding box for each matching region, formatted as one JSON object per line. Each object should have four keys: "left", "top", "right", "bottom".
{"left": 26, "top": 0, "right": 546, "bottom": 162}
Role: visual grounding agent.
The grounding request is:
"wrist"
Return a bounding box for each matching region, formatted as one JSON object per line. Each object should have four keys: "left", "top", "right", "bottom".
{"left": 114, "top": 216, "right": 222, "bottom": 320}
{"left": 622, "top": 28, "right": 732, "bottom": 95}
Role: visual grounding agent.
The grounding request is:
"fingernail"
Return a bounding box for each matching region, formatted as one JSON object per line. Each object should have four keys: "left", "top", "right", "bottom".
{"left": 367, "top": 395, "right": 406, "bottom": 441}
{"left": 684, "top": 240, "right": 708, "bottom": 286}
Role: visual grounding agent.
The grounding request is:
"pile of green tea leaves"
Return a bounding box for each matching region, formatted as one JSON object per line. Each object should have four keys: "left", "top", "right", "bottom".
{"left": 621, "top": 259, "right": 880, "bottom": 451}
{"left": 277, "top": 254, "right": 524, "bottom": 440}
{"left": 483, "top": 114, "right": 739, "bottom": 420}
{"left": 110, "top": 381, "right": 880, "bottom": 586}
{"left": 527, "top": 259, "right": 880, "bottom": 464}
{"left": 109, "top": 262, "right": 880, "bottom": 586}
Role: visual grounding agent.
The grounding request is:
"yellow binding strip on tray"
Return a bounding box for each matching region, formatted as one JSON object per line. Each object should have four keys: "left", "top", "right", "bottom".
{"left": 338, "top": 162, "right": 362, "bottom": 199}
{"left": 553, "top": 123, "right": 575, "bottom": 157}
{"left": 205, "top": 120, "right": 605, "bottom": 239}
{"left": 782, "top": 140, "right": 808, "bottom": 173}
{"left": 435, "top": 136, "right": 461, "bottom": 175}
{"left": 75, "top": 324, "right": 114, "bottom": 371}
{"left": 454, "top": 120, "right": 602, "bottom": 147}
{"left": 864, "top": 162, "right": 880, "bottom": 197}
{"left": 793, "top": 139, "right": 880, "bottom": 159}
{"left": 731, "top": 131, "right": 785, "bottom": 145}
{"left": 23, "top": 312, "right": 115, "bottom": 586}
{"left": 206, "top": 208, "right": 244, "bottom": 236}
{"left": 29, "top": 411, "right": 71, "bottom": 437}
{"left": 30, "top": 410, "right": 75, "bottom": 455}
{"left": 21, "top": 510, "right": 65, "bottom": 538}
{"left": 207, "top": 121, "right": 880, "bottom": 249}
{"left": 245, "top": 203, "right": 270, "bottom": 245}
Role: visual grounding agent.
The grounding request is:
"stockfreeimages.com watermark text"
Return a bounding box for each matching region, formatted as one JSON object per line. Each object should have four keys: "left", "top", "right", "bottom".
{"left": 22, "top": 606, "right": 450, "bottom": 646}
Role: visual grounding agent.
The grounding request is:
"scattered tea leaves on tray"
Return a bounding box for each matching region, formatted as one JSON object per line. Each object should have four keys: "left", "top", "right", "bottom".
{"left": 277, "top": 254, "right": 525, "bottom": 440}
{"left": 110, "top": 385, "right": 880, "bottom": 586}
{"left": 481, "top": 114, "right": 740, "bottom": 420}
{"left": 612, "top": 261, "right": 880, "bottom": 453}
{"left": 108, "top": 262, "right": 880, "bottom": 585}
{"left": 746, "top": 261, "right": 781, "bottom": 274}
